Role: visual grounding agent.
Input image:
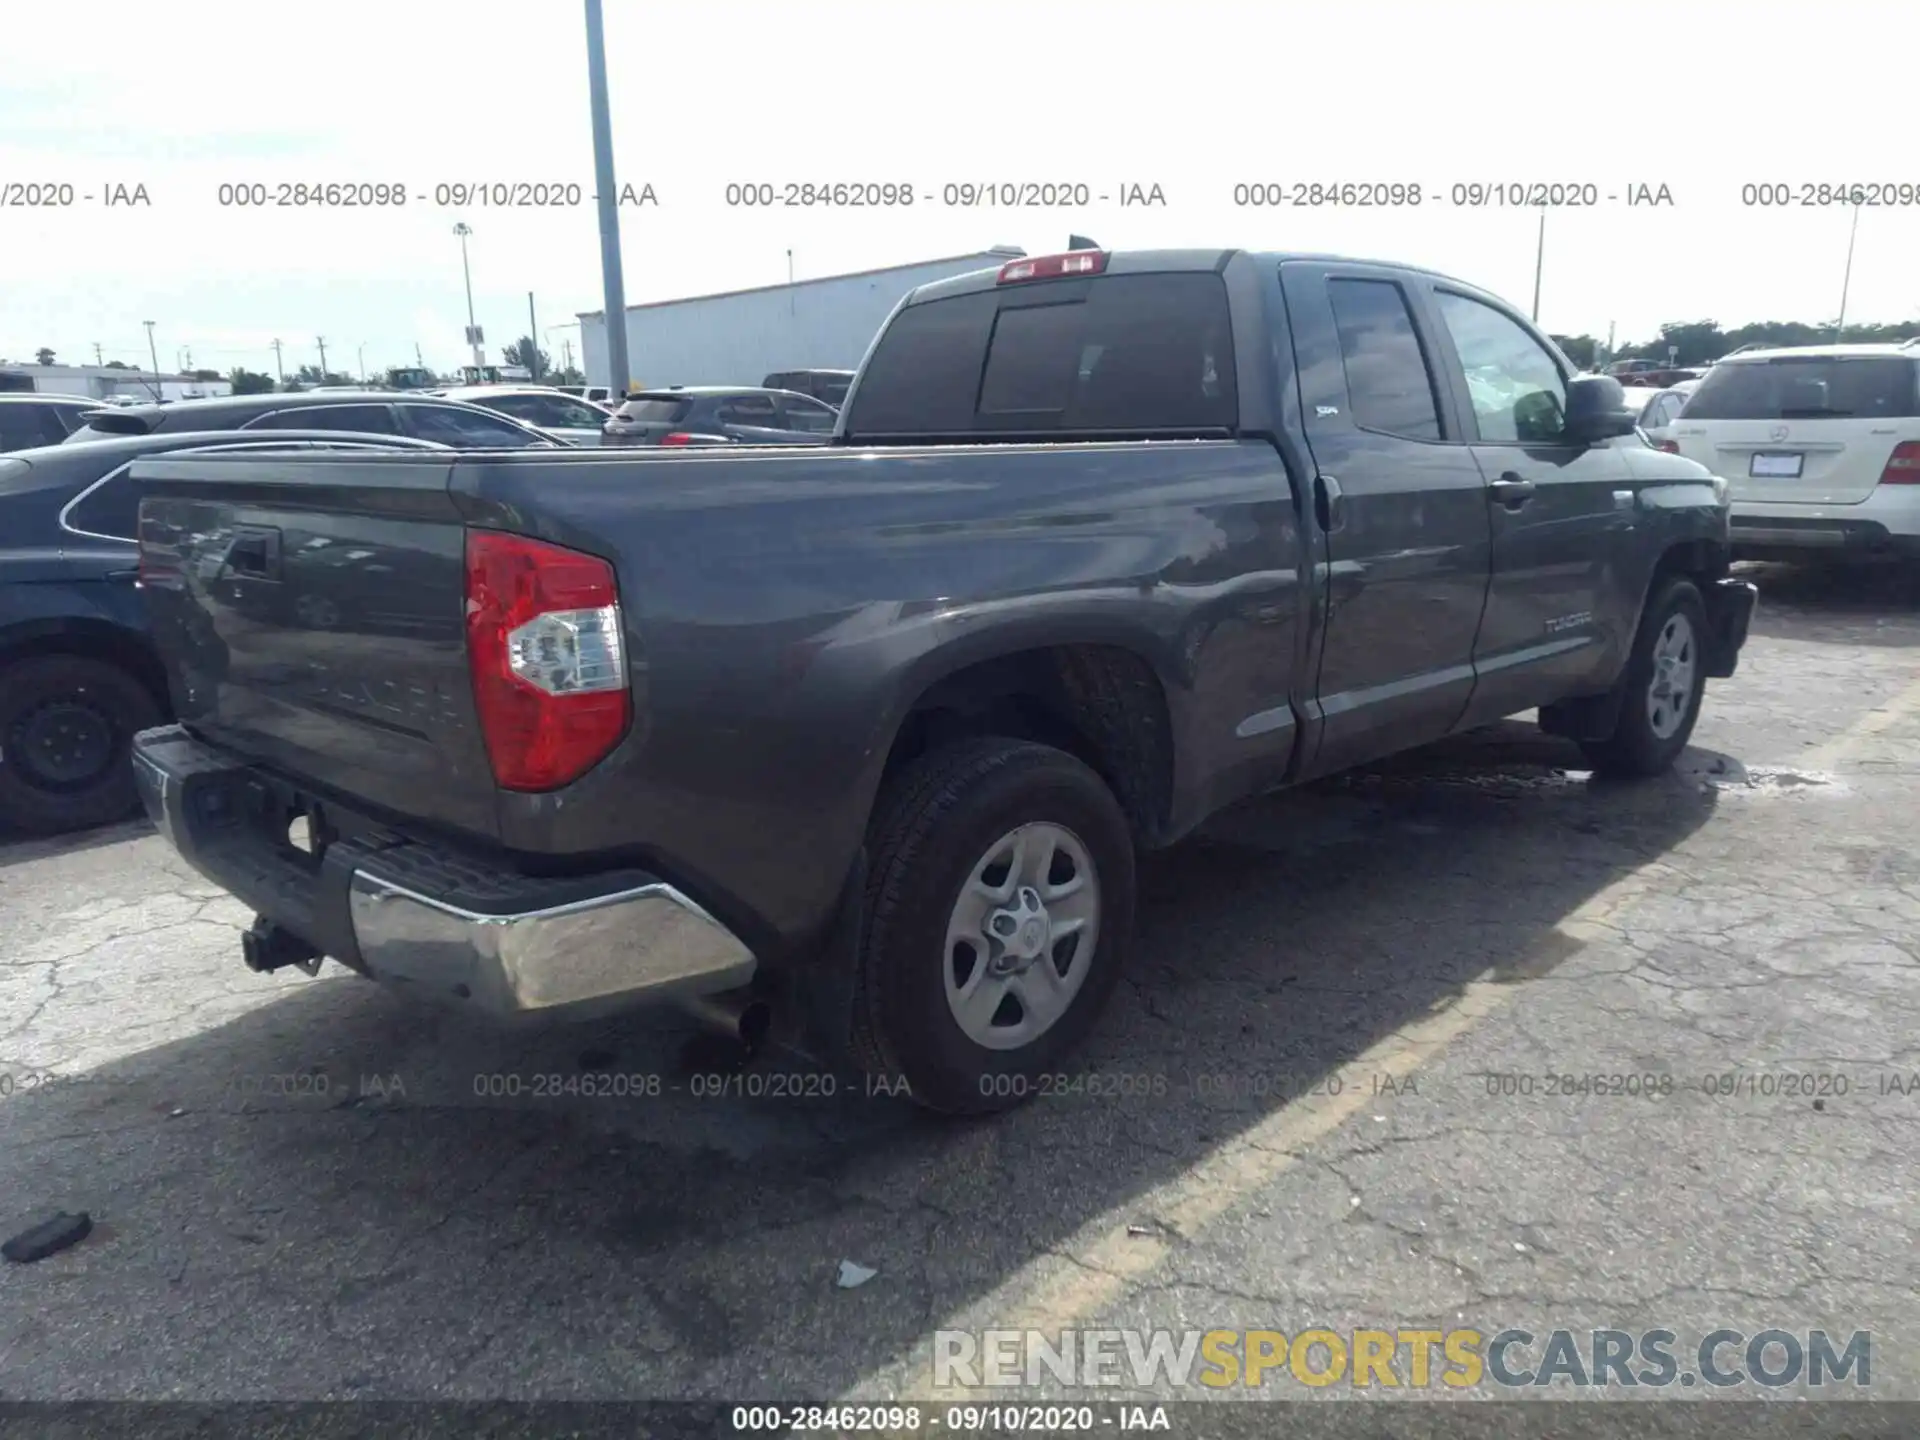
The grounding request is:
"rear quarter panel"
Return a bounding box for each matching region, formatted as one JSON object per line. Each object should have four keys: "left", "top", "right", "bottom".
{"left": 451, "top": 441, "right": 1308, "bottom": 953}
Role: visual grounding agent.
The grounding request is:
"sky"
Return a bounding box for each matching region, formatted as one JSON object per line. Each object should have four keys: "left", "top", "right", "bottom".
{"left": 4, "top": 0, "right": 1917, "bottom": 381}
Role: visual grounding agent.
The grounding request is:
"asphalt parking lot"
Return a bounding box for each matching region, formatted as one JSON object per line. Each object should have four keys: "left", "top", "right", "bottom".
{"left": 1, "top": 560, "right": 1917, "bottom": 1415}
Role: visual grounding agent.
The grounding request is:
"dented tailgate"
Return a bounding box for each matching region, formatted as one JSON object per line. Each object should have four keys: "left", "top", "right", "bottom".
{"left": 131, "top": 451, "right": 503, "bottom": 842}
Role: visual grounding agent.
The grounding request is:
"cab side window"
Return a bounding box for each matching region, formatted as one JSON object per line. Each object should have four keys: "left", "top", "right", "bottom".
{"left": 1326, "top": 279, "right": 1444, "bottom": 441}
{"left": 1434, "top": 292, "right": 1568, "bottom": 444}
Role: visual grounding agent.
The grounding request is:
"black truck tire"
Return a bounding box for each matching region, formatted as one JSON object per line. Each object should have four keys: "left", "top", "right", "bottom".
{"left": 851, "top": 737, "right": 1136, "bottom": 1115}
{"left": 1580, "top": 577, "right": 1709, "bottom": 779}
{"left": 0, "top": 654, "right": 161, "bottom": 836}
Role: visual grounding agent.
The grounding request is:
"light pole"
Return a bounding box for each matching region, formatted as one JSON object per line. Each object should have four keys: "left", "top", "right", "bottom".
{"left": 453, "top": 222, "right": 482, "bottom": 374}
{"left": 1835, "top": 199, "right": 1863, "bottom": 341}
{"left": 584, "top": 0, "right": 631, "bottom": 397}
{"left": 357, "top": 344, "right": 366, "bottom": 382}
{"left": 1530, "top": 209, "right": 1545, "bottom": 323}
{"left": 143, "top": 320, "right": 162, "bottom": 400}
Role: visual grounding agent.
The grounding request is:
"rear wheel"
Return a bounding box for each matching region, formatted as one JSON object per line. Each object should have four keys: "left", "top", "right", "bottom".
{"left": 0, "top": 655, "right": 161, "bottom": 836}
{"left": 851, "top": 738, "right": 1136, "bottom": 1115}
{"left": 1580, "top": 578, "right": 1707, "bottom": 779}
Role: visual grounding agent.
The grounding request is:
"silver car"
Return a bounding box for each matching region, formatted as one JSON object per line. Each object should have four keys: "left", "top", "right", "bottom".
{"left": 437, "top": 385, "right": 614, "bottom": 446}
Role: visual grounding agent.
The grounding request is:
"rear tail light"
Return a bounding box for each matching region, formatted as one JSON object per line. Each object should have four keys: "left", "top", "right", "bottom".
{"left": 1654, "top": 439, "right": 1680, "bottom": 454}
{"left": 997, "top": 250, "right": 1107, "bottom": 284}
{"left": 1877, "top": 440, "right": 1920, "bottom": 485}
{"left": 464, "top": 530, "right": 630, "bottom": 792}
{"left": 659, "top": 431, "right": 695, "bottom": 446}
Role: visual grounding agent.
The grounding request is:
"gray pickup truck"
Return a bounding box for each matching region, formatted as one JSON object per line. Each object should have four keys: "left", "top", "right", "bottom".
{"left": 128, "top": 248, "right": 1756, "bottom": 1113}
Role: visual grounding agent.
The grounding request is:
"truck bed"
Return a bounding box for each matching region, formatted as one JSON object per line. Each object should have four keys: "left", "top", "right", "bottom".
{"left": 132, "top": 440, "right": 1310, "bottom": 948}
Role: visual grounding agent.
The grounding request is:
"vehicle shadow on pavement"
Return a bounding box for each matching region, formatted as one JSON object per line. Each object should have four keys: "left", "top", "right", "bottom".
{"left": 0, "top": 817, "right": 150, "bottom": 876}
{"left": 0, "top": 721, "right": 1728, "bottom": 1401}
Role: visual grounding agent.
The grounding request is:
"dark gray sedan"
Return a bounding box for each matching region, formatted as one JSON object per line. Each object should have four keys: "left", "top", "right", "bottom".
{"left": 62, "top": 390, "right": 565, "bottom": 448}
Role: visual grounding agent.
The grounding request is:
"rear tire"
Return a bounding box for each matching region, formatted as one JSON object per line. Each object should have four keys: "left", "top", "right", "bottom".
{"left": 0, "top": 655, "right": 162, "bottom": 836}
{"left": 851, "top": 738, "right": 1136, "bottom": 1115}
{"left": 1580, "top": 578, "right": 1708, "bottom": 779}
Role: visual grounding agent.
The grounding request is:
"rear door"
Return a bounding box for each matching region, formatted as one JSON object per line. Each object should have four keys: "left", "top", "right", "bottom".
{"left": 1674, "top": 354, "right": 1920, "bottom": 505}
{"left": 394, "top": 402, "right": 552, "bottom": 448}
{"left": 244, "top": 403, "right": 400, "bottom": 436}
{"left": 1279, "top": 262, "right": 1493, "bottom": 778}
{"left": 714, "top": 393, "right": 787, "bottom": 443}
{"left": 1426, "top": 287, "right": 1633, "bottom": 726}
{"left": 773, "top": 394, "right": 839, "bottom": 443}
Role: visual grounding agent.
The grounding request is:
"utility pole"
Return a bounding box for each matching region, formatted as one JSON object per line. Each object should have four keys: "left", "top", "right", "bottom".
{"left": 272, "top": 338, "right": 285, "bottom": 388}
{"left": 1835, "top": 200, "right": 1863, "bottom": 341}
{"left": 1531, "top": 209, "right": 1545, "bottom": 323}
{"left": 584, "top": 0, "right": 631, "bottom": 398}
{"left": 563, "top": 337, "right": 575, "bottom": 374}
{"left": 143, "top": 321, "right": 162, "bottom": 400}
{"left": 527, "top": 291, "right": 540, "bottom": 379}
{"left": 453, "top": 223, "right": 482, "bottom": 373}
{"left": 184, "top": 346, "right": 193, "bottom": 371}
{"left": 92, "top": 342, "right": 103, "bottom": 365}
{"left": 316, "top": 336, "right": 329, "bottom": 380}
{"left": 415, "top": 342, "right": 426, "bottom": 370}
{"left": 357, "top": 343, "right": 366, "bottom": 382}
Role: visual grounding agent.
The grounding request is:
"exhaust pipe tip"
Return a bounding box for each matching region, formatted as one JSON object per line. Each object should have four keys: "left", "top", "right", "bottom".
{"left": 679, "top": 989, "right": 773, "bottom": 1051}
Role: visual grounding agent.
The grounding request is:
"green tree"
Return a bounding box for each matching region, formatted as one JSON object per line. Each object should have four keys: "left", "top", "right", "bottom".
{"left": 229, "top": 367, "right": 276, "bottom": 395}
{"left": 190, "top": 368, "right": 222, "bottom": 381}
{"left": 1548, "top": 333, "right": 1600, "bottom": 370}
{"left": 34, "top": 347, "right": 55, "bottom": 366}
{"left": 501, "top": 337, "right": 550, "bottom": 378}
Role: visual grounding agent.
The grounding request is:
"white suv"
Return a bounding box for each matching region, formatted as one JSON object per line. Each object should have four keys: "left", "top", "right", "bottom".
{"left": 1670, "top": 342, "right": 1920, "bottom": 561}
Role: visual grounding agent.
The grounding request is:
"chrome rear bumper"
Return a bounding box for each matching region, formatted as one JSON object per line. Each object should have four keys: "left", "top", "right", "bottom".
{"left": 132, "top": 725, "right": 756, "bottom": 1023}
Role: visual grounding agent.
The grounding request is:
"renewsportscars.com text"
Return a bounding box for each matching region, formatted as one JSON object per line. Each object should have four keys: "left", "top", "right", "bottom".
{"left": 933, "top": 1326, "right": 1872, "bottom": 1390}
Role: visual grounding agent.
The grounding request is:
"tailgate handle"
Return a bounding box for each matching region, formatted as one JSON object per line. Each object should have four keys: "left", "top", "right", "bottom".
{"left": 221, "top": 527, "right": 282, "bottom": 580}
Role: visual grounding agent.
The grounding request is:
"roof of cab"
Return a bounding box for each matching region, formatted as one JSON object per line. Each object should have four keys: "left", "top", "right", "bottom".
{"left": 901, "top": 247, "right": 1489, "bottom": 307}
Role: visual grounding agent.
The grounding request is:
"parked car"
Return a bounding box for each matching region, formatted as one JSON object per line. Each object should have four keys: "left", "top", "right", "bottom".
{"left": 436, "top": 385, "right": 614, "bottom": 446}
{"left": 0, "top": 430, "right": 449, "bottom": 835}
{"left": 62, "top": 391, "right": 565, "bottom": 449}
{"left": 555, "top": 384, "right": 618, "bottom": 406}
{"left": 1669, "top": 341, "right": 1920, "bottom": 561}
{"left": 1635, "top": 381, "right": 1700, "bottom": 453}
{"left": 0, "top": 394, "right": 102, "bottom": 452}
{"left": 762, "top": 369, "right": 855, "bottom": 407}
{"left": 601, "top": 387, "right": 838, "bottom": 446}
{"left": 127, "top": 247, "right": 1754, "bottom": 1113}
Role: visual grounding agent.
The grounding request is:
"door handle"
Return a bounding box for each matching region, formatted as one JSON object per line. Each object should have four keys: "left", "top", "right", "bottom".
{"left": 1314, "top": 474, "right": 1346, "bottom": 532}
{"left": 1489, "top": 473, "right": 1537, "bottom": 507}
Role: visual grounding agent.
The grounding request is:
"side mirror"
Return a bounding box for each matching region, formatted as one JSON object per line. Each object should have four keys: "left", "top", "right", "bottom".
{"left": 1563, "top": 374, "right": 1639, "bottom": 443}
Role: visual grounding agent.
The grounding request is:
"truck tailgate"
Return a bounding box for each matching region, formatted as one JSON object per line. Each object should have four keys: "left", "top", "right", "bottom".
{"left": 132, "top": 452, "right": 503, "bottom": 841}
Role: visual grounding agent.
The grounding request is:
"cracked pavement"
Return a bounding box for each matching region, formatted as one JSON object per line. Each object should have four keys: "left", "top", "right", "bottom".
{"left": 1, "top": 560, "right": 1917, "bottom": 1409}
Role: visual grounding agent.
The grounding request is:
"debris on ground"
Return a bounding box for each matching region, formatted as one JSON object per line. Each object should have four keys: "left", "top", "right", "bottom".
{"left": 3, "top": 1211, "right": 93, "bottom": 1263}
{"left": 835, "top": 1259, "right": 878, "bottom": 1289}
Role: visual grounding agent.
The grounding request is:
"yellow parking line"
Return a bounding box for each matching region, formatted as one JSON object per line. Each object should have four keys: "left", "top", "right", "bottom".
{"left": 904, "top": 865, "right": 1667, "bottom": 1404}
{"left": 1802, "top": 671, "right": 1920, "bottom": 769}
{"left": 900, "top": 670, "right": 1916, "bottom": 1403}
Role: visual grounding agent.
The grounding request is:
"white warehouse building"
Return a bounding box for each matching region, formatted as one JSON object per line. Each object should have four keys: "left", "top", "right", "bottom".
{"left": 577, "top": 247, "right": 1024, "bottom": 393}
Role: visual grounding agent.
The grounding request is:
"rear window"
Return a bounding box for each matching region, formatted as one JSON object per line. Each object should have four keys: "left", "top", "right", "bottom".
{"left": 1682, "top": 357, "right": 1920, "bottom": 420}
{"left": 845, "top": 272, "right": 1238, "bottom": 439}
{"left": 616, "top": 395, "right": 693, "bottom": 422}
